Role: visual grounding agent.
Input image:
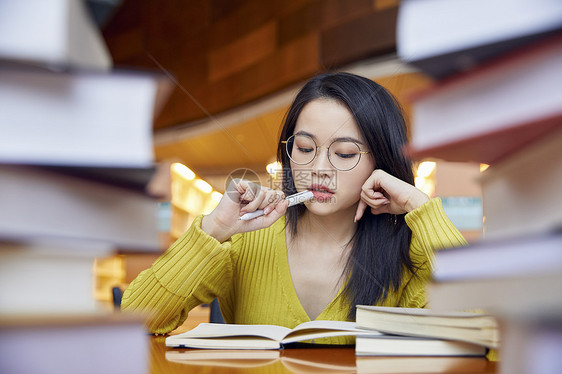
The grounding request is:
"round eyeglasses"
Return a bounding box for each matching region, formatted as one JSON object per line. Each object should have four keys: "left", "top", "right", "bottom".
{"left": 282, "top": 134, "right": 370, "bottom": 171}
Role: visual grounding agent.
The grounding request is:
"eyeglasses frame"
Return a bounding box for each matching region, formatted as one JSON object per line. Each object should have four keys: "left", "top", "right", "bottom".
{"left": 281, "top": 134, "right": 370, "bottom": 171}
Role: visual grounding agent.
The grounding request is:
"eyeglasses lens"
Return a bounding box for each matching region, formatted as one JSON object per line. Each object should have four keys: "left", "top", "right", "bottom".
{"left": 286, "top": 134, "right": 362, "bottom": 171}
{"left": 328, "top": 141, "right": 361, "bottom": 171}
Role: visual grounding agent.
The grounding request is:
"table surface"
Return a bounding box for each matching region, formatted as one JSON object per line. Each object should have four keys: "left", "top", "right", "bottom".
{"left": 149, "top": 336, "right": 499, "bottom": 373}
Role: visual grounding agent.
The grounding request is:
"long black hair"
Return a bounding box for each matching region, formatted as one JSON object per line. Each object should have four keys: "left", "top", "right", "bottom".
{"left": 276, "top": 72, "right": 417, "bottom": 319}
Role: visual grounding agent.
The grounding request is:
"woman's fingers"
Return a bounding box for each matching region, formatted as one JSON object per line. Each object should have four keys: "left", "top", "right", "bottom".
{"left": 240, "top": 187, "right": 284, "bottom": 216}
{"left": 258, "top": 199, "right": 289, "bottom": 225}
{"left": 240, "top": 188, "right": 266, "bottom": 214}
{"left": 202, "top": 178, "right": 287, "bottom": 241}
{"left": 262, "top": 190, "right": 285, "bottom": 215}
{"left": 237, "top": 198, "right": 289, "bottom": 232}
{"left": 354, "top": 200, "right": 368, "bottom": 222}
{"left": 355, "top": 190, "right": 390, "bottom": 221}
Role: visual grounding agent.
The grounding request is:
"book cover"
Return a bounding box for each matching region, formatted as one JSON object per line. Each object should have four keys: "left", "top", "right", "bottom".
{"left": 429, "top": 271, "right": 562, "bottom": 320}
{"left": 0, "top": 67, "right": 170, "bottom": 168}
{"left": 0, "top": 0, "right": 112, "bottom": 70}
{"left": 397, "top": 0, "right": 562, "bottom": 78}
{"left": 0, "top": 165, "right": 161, "bottom": 251}
{"left": 480, "top": 128, "right": 562, "bottom": 240}
{"left": 0, "top": 314, "right": 148, "bottom": 374}
{"left": 404, "top": 34, "right": 562, "bottom": 165}
{"left": 355, "top": 335, "right": 486, "bottom": 357}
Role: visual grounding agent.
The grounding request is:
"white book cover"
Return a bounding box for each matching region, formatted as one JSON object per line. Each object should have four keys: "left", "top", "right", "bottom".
{"left": 0, "top": 314, "right": 148, "bottom": 374}
{"left": 0, "top": 0, "right": 112, "bottom": 70}
{"left": 409, "top": 38, "right": 562, "bottom": 157}
{"left": 429, "top": 271, "right": 562, "bottom": 319}
{"left": 397, "top": 0, "right": 562, "bottom": 74}
{"left": 481, "top": 128, "right": 562, "bottom": 240}
{"left": 0, "top": 240, "right": 112, "bottom": 315}
{"left": 0, "top": 165, "right": 161, "bottom": 251}
{"left": 0, "top": 68, "right": 161, "bottom": 167}
{"left": 433, "top": 231, "right": 562, "bottom": 282}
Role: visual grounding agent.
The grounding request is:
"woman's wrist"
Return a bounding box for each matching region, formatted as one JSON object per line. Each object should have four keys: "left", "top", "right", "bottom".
{"left": 201, "top": 214, "right": 233, "bottom": 243}
{"left": 404, "top": 191, "right": 430, "bottom": 213}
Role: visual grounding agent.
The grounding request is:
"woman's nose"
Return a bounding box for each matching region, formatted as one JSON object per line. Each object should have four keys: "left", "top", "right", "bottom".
{"left": 311, "top": 146, "right": 333, "bottom": 172}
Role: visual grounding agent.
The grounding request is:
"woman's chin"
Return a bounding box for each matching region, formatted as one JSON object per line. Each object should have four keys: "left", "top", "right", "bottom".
{"left": 304, "top": 200, "right": 344, "bottom": 217}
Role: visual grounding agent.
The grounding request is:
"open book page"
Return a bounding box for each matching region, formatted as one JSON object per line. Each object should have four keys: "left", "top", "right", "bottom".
{"left": 165, "top": 321, "right": 376, "bottom": 349}
{"left": 170, "top": 323, "right": 292, "bottom": 341}
{"left": 165, "top": 323, "right": 292, "bottom": 349}
{"left": 281, "top": 320, "right": 380, "bottom": 344}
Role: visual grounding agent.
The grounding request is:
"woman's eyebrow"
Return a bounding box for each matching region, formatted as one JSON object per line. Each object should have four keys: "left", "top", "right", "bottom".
{"left": 294, "top": 130, "right": 315, "bottom": 138}
{"left": 294, "top": 130, "right": 365, "bottom": 145}
{"left": 333, "top": 136, "right": 365, "bottom": 145}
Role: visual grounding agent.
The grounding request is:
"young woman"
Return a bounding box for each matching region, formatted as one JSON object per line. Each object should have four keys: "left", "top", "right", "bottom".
{"left": 122, "top": 72, "right": 466, "bottom": 343}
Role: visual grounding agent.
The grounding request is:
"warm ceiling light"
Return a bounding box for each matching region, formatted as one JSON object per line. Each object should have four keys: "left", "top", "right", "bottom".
{"left": 416, "top": 161, "right": 436, "bottom": 178}
{"left": 194, "top": 179, "right": 213, "bottom": 194}
{"left": 171, "top": 162, "right": 195, "bottom": 180}
{"left": 414, "top": 176, "right": 426, "bottom": 189}
{"left": 480, "top": 164, "right": 490, "bottom": 172}
{"left": 266, "top": 161, "right": 282, "bottom": 176}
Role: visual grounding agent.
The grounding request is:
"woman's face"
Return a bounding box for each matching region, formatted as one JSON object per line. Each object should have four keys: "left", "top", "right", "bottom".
{"left": 290, "top": 99, "right": 375, "bottom": 217}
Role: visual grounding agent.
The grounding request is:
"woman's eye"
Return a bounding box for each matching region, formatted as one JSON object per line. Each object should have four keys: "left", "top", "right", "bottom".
{"left": 336, "top": 153, "right": 358, "bottom": 159}
{"left": 297, "top": 147, "right": 314, "bottom": 153}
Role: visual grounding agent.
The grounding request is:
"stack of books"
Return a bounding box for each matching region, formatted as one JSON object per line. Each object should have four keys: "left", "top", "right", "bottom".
{"left": 0, "top": 1, "right": 171, "bottom": 373}
{"left": 397, "top": 0, "right": 562, "bottom": 373}
{"left": 354, "top": 306, "right": 497, "bottom": 357}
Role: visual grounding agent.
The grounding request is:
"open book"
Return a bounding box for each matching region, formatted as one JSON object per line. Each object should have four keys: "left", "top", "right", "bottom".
{"left": 165, "top": 321, "right": 375, "bottom": 350}
{"left": 356, "top": 306, "right": 499, "bottom": 348}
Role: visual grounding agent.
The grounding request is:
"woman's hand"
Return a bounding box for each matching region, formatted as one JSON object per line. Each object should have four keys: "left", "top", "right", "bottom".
{"left": 201, "top": 179, "right": 288, "bottom": 242}
{"left": 354, "top": 169, "right": 429, "bottom": 221}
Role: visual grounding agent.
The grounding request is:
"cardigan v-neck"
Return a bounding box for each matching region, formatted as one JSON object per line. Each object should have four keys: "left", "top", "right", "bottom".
{"left": 275, "top": 216, "right": 347, "bottom": 323}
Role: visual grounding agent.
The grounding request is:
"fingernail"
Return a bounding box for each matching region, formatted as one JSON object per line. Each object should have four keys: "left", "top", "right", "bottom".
{"left": 263, "top": 207, "right": 271, "bottom": 215}
{"left": 353, "top": 217, "right": 357, "bottom": 223}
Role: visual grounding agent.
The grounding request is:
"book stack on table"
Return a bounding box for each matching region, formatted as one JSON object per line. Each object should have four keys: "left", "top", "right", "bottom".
{"left": 354, "top": 306, "right": 497, "bottom": 357}
{"left": 0, "top": 1, "right": 172, "bottom": 373}
{"left": 165, "top": 309, "right": 496, "bottom": 356}
{"left": 164, "top": 310, "right": 495, "bottom": 373}
{"left": 397, "top": 0, "right": 562, "bottom": 373}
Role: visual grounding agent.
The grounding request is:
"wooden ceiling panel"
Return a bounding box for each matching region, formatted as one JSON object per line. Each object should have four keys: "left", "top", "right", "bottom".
{"left": 102, "top": 1, "right": 426, "bottom": 182}
{"left": 103, "top": 0, "right": 399, "bottom": 130}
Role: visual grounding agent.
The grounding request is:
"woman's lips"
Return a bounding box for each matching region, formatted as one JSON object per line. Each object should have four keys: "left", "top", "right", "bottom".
{"left": 309, "top": 185, "right": 334, "bottom": 201}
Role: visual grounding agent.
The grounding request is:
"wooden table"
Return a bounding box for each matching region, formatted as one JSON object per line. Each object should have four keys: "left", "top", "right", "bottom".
{"left": 149, "top": 336, "right": 499, "bottom": 373}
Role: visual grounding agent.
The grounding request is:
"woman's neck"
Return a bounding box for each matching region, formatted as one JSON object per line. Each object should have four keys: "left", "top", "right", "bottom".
{"left": 296, "top": 207, "right": 358, "bottom": 250}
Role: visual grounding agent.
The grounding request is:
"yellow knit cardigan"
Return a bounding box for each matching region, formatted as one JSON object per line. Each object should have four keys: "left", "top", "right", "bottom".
{"left": 122, "top": 198, "right": 467, "bottom": 344}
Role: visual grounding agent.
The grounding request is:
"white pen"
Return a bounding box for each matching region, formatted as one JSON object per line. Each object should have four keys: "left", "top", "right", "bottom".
{"left": 238, "top": 190, "right": 314, "bottom": 221}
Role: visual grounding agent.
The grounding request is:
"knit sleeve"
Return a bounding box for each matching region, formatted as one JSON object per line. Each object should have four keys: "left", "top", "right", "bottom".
{"left": 405, "top": 197, "right": 468, "bottom": 266}
{"left": 398, "top": 198, "right": 468, "bottom": 308}
{"left": 121, "top": 214, "right": 239, "bottom": 334}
